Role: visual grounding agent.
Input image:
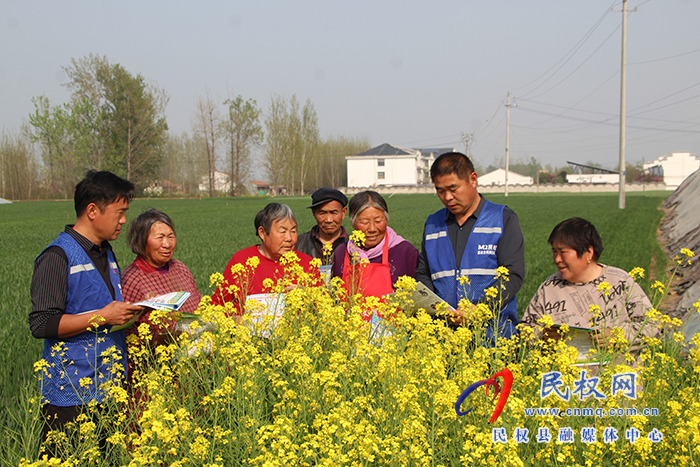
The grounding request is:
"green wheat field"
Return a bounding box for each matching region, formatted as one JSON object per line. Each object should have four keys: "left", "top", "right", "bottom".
{"left": 0, "top": 191, "right": 668, "bottom": 464}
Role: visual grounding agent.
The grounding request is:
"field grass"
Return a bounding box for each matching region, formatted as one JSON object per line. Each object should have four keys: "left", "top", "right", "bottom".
{"left": 0, "top": 190, "right": 669, "bottom": 463}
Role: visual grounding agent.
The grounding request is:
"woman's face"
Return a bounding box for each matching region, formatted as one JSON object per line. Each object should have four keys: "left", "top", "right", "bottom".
{"left": 551, "top": 242, "right": 593, "bottom": 283}
{"left": 258, "top": 217, "right": 298, "bottom": 261}
{"left": 353, "top": 206, "right": 387, "bottom": 249}
{"left": 144, "top": 221, "right": 176, "bottom": 268}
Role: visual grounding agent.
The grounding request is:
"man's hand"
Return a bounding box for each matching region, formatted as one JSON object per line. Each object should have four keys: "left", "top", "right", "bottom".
{"left": 57, "top": 301, "right": 143, "bottom": 338}
{"left": 98, "top": 301, "right": 144, "bottom": 326}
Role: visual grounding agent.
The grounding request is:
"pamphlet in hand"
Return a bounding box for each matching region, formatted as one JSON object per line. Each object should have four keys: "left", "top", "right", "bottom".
{"left": 110, "top": 291, "right": 191, "bottom": 332}
{"left": 245, "top": 293, "right": 286, "bottom": 338}
{"left": 550, "top": 323, "right": 605, "bottom": 366}
{"left": 386, "top": 282, "right": 456, "bottom": 315}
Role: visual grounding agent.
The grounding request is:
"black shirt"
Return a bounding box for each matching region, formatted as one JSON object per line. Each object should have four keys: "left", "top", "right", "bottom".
{"left": 415, "top": 195, "right": 525, "bottom": 303}
{"left": 296, "top": 225, "right": 348, "bottom": 259}
{"left": 29, "top": 226, "right": 117, "bottom": 339}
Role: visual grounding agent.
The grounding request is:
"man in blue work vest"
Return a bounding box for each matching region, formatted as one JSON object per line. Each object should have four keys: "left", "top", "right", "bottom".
{"left": 29, "top": 171, "right": 143, "bottom": 449}
{"left": 415, "top": 152, "right": 524, "bottom": 342}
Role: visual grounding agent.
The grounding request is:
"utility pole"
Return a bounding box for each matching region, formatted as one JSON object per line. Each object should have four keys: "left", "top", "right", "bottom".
{"left": 505, "top": 92, "right": 515, "bottom": 197}
{"left": 617, "top": 0, "right": 635, "bottom": 209}
{"left": 462, "top": 132, "right": 472, "bottom": 159}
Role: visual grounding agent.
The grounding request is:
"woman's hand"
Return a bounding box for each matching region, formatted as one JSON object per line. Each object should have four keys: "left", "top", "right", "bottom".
{"left": 589, "top": 327, "right": 612, "bottom": 348}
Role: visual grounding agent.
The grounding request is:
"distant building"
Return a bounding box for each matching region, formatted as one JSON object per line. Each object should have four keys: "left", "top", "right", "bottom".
{"left": 643, "top": 151, "right": 700, "bottom": 190}
{"left": 198, "top": 171, "right": 231, "bottom": 193}
{"left": 144, "top": 180, "right": 183, "bottom": 196}
{"left": 245, "top": 180, "right": 273, "bottom": 195}
{"left": 478, "top": 168, "right": 533, "bottom": 186}
{"left": 566, "top": 161, "right": 619, "bottom": 184}
{"left": 346, "top": 143, "right": 454, "bottom": 188}
{"left": 567, "top": 174, "right": 619, "bottom": 184}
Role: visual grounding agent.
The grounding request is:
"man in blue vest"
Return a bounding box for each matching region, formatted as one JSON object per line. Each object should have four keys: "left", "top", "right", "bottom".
{"left": 29, "top": 170, "right": 143, "bottom": 447}
{"left": 415, "top": 152, "right": 524, "bottom": 342}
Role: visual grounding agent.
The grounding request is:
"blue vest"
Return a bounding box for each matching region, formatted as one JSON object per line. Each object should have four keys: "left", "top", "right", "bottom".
{"left": 424, "top": 201, "right": 518, "bottom": 341}
{"left": 38, "top": 232, "right": 127, "bottom": 406}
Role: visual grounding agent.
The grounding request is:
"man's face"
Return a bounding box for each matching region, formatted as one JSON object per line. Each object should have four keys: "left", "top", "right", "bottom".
{"left": 91, "top": 198, "right": 129, "bottom": 243}
{"left": 258, "top": 217, "right": 298, "bottom": 262}
{"left": 433, "top": 172, "right": 479, "bottom": 222}
{"left": 313, "top": 200, "right": 347, "bottom": 236}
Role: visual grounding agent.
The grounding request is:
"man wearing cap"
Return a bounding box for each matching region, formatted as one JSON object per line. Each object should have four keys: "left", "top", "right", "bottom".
{"left": 296, "top": 187, "right": 349, "bottom": 259}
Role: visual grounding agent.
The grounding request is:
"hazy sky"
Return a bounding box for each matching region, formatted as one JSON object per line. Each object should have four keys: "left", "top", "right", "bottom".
{"left": 2, "top": 0, "right": 699, "bottom": 173}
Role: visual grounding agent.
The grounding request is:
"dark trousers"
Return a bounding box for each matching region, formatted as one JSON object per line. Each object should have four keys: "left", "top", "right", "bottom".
{"left": 40, "top": 403, "right": 108, "bottom": 459}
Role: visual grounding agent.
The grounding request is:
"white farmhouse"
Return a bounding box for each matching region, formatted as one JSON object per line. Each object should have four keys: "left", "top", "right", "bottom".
{"left": 643, "top": 151, "right": 700, "bottom": 190}
{"left": 346, "top": 143, "right": 454, "bottom": 188}
{"left": 478, "top": 168, "right": 533, "bottom": 186}
{"left": 198, "top": 171, "right": 231, "bottom": 193}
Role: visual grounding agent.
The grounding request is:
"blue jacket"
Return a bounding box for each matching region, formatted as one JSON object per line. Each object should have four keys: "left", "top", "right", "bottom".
{"left": 38, "top": 232, "right": 127, "bottom": 406}
{"left": 423, "top": 201, "right": 518, "bottom": 341}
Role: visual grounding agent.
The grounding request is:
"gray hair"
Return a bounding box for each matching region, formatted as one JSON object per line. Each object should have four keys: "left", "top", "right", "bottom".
{"left": 254, "top": 203, "right": 297, "bottom": 238}
{"left": 127, "top": 208, "right": 176, "bottom": 258}
{"left": 348, "top": 190, "right": 390, "bottom": 226}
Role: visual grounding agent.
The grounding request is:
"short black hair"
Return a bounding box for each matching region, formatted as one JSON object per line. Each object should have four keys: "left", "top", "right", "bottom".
{"left": 548, "top": 217, "right": 604, "bottom": 261}
{"left": 74, "top": 170, "right": 135, "bottom": 217}
{"left": 127, "top": 209, "right": 176, "bottom": 258}
{"left": 430, "top": 152, "right": 475, "bottom": 183}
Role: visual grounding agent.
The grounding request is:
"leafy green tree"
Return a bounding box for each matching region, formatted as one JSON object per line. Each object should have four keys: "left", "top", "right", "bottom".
{"left": 29, "top": 54, "right": 169, "bottom": 195}
{"left": 220, "top": 95, "right": 263, "bottom": 196}
{"left": 29, "top": 96, "right": 75, "bottom": 198}
{"left": 100, "top": 64, "right": 168, "bottom": 184}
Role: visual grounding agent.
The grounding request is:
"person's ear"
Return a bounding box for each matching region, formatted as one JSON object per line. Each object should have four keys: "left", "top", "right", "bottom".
{"left": 341, "top": 206, "right": 348, "bottom": 220}
{"left": 85, "top": 203, "right": 99, "bottom": 221}
{"left": 257, "top": 225, "right": 266, "bottom": 241}
{"left": 586, "top": 246, "right": 595, "bottom": 263}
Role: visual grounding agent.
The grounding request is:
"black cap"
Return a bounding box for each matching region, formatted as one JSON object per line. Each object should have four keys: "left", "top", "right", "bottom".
{"left": 307, "top": 187, "right": 348, "bottom": 209}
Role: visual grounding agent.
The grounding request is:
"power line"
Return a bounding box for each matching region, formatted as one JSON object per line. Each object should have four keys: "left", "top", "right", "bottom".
{"left": 628, "top": 82, "right": 700, "bottom": 115}
{"left": 527, "top": 23, "right": 621, "bottom": 100}
{"left": 629, "top": 47, "right": 700, "bottom": 65}
{"left": 514, "top": 2, "right": 615, "bottom": 96}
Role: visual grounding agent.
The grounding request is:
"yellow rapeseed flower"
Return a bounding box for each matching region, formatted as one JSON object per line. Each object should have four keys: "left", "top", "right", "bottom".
{"left": 246, "top": 255, "right": 261, "bottom": 269}
{"left": 596, "top": 281, "right": 612, "bottom": 296}
{"left": 349, "top": 229, "right": 366, "bottom": 247}
{"left": 681, "top": 248, "right": 695, "bottom": 259}
{"left": 629, "top": 267, "right": 645, "bottom": 279}
{"left": 651, "top": 281, "right": 666, "bottom": 294}
{"left": 209, "top": 272, "right": 224, "bottom": 288}
{"left": 484, "top": 286, "right": 498, "bottom": 299}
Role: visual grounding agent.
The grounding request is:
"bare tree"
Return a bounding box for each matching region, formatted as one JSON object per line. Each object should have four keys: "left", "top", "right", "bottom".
{"left": 193, "top": 93, "right": 220, "bottom": 197}
{"left": 220, "top": 95, "right": 263, "bottom": 196}
{"left": 316, "top": 135, "right": 371, "bottom": 189}
{"left": 263, "top": 94, "right": 289, "bottom": 196}
{"left": 298, "top": 99, "right": 319, "bottom": 195}
{"left": 0, "top": 125, "right": 40, "bottom": 200}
